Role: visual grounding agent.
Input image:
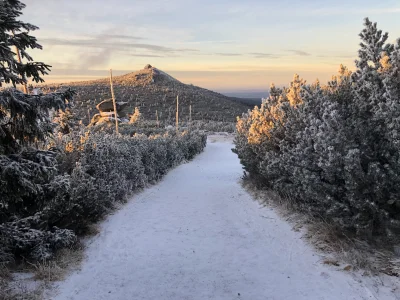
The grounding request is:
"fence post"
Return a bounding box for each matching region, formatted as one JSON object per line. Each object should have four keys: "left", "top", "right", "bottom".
{"left": 189, "top": 104, "right": 192, "bottom": 131}
{"left": 87, "top": 108, "right": 91, "bottom": 124}
{"left": 176, "top": 95, "right": 179, "bottom": 131}
{"left": 109, "top": 69, "right": 119, "bottom": 135}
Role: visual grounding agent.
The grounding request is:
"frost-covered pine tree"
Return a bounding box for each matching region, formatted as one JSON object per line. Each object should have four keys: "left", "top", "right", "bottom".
{"left": 0, "top": 0, "right": 75, "bottom": 262}
{"left": 286, "top": 74, "right": 306, "bottom": 106}
{"left": 0, "top": 0, "right": 52, "bottom": 87}
{"left": 234, "top": 18, "right": 400, "bottom": 238}
{"left": 0, "top": 0, "right": 75, "bottom": 153}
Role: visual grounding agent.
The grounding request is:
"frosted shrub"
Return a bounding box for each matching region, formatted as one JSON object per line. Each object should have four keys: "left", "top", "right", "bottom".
{"left": 234, "top": 19, "right": 400, "bottom": 238}
{"left": 129, "top": 107, "right": 142, "bottom": 124}
{"left": 189, "top": 120, "right": 236, "bottom": 133}
{"left": 0, "top": 130, "right": 206, "bottom": 263}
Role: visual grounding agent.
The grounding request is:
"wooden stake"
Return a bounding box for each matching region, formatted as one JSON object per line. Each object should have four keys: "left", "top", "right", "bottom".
{"left": 156, "top": 109, "right": 159, "bottom": 127}
{"left": 176, "top": 95, "right": 179, "bottom": 131}
{"left": 189, "top": 104, "right": 192, "bottom": 130}
{"left": 109, "top": 69, "right": 119, "bottom": 135}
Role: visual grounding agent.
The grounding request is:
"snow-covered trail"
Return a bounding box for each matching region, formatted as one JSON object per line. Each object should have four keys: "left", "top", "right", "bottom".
{"left": 51, "top": 136, "right": 397, "bottom": 300}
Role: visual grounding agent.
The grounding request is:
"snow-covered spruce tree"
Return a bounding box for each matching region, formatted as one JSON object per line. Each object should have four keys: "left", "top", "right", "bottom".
{"left": 345, "top": 18, "right": 400, "bottom": 235}
{"left": 0, "top": 0, "right": 52, "bottom": 87}
{"left": 0, "top": 0, "right": 75, "bottom": 262}
{"left": 234, "top": 19, "right": 400, "bottom": 238}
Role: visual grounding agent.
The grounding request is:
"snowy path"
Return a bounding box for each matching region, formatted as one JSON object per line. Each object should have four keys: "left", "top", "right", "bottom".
{"left": 51, "top": 136, "right": 398, "bottom": 300}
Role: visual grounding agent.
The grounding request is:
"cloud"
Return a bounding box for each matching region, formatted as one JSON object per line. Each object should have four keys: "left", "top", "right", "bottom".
{"left": 179, "top": 49, "right": 200, "bottom": 53}
{"left": 285, "top": 50, "right": 311, "bottom": 56}
{"left": 47, "top": 69, "right": 128, "bottom": 77}
{"left": 80, "top": 48, "right": 113, "bottom": 69}
{"left": 41, "top": 37, "right": 178, "bottom": 53}
{"left": 208, "top": 65, "right": 274, "bottom": 71}
{"left": 40, "top": 32, "right": 198, "bottom": 54}
{"left": 214, "top": 53, "right": 242, "bottom": 56}
{"left": 316, "top": 54, "right": 355, "bottom": 59}
{"left": 181, "top": 40, "right": 237, "bottom": 45}
{"left": 132, "top": 54, "right": 164, "bottom": 58}
{"left": 214, "top": 52, "right": 281, "bottom": 58}
{"left": 249, "top": 52, "right": 279, "bottom": 59}
{"left": 40, "top": 34, "right": 199, "bottom": 69}
{"left": 307, "top": 7, "right": 400, "bottom": 16}
{"left": 100, "top": 34, "right": 145, "bottom": 41}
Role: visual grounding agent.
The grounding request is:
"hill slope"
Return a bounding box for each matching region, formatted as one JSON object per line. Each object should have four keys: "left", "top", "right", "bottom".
{"left": 40, "top": 65, "right": 254, "bottom": 124}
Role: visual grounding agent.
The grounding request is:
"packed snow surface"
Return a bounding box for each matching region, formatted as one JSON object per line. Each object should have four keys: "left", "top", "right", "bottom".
{"left": 51, "top": 135, "right": 399, "bottom": 300}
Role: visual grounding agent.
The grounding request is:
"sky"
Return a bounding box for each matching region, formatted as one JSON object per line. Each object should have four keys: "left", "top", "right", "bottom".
{"left": 23, "top": 0, "right": 400, "bottom": 93}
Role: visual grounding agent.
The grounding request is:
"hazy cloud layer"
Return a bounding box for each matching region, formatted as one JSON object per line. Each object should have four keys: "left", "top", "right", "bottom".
{"left": 100, "top": 34, "right": 145, "bottom": 41}
{"left": 41, "top": 37, "right": 195, "bottom": 53}
{"left": 132, "top": 54, "right": 164, "bottom": 58}
{"left": 317, "top": 54, "right": 355, "bottom": 58}
{"left": 41, "top": 33, "right": 198, "bottom": 69}
{"left": 285, "top": 50, "right": 311, "bottom": 56}
{"left": 215, "top": 53, "right": 243, "bottom": 56}
{"left": 80, "top": 49, "right": 113, "bottom": 70}
{"left": 249, "top": 53, "right": 279, "bottom": 59}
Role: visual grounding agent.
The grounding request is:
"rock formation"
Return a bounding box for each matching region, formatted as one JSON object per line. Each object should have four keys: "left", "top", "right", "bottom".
{"left": 90, "top": 99, "right": 129, "bottom": 126}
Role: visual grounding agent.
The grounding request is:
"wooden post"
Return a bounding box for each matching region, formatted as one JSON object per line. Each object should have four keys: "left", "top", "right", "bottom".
{"left": 156, "top": 109, "right": 159, "bottom": 127}
{"left": 189, "top": 104, "right": 192, "bottom": 130}
{"left": 87, "top": 108, "right": 91, "bottom": 124}
{"left": 12, "top": 31, "right": 28, "bottom": 94}
{"left": 176, "top": 95, "right": 179, "bottom": 131}
{"left": 109, "top": 69, "right": 119, "bottom": 135}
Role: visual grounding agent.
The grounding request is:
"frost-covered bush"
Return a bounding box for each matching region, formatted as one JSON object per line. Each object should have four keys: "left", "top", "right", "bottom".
{"left": 129, "top": 107, "right": 142, "bottom": 124}
{"left": 0, "top": 130, "right": 206, "bottom": 262}
{"left": 93, "top": 119, "right": 236, "bottom": 136}
{"left": 234, "top": 19, "right": 400, "bottom": 238}
{"left": 188, "top": 120, "right": 236, "bottom": 133}
{"left": 92, "top": 121, "right": 167, "bottom": 136}
{"left": 59, "top": 130, "right": 205, "bottom": 230}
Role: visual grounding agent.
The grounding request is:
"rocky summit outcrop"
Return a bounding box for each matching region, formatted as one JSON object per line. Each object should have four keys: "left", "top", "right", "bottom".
{"left": 40, "top": 65, "right": 256, "bottom": 124}
{"left": 89, "top": 99, "right": 130, "bottom": 126}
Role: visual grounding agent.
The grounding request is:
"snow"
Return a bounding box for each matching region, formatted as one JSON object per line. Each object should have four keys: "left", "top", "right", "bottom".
{"left": 50, "top": 136, "right": 399, "bottom": 300}
{"left": 8, "top": 272, "right": 41, "bottom": 295}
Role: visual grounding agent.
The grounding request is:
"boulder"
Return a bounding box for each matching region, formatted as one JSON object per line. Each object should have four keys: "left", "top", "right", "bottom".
{"left": 89, "top": 113, "right": 102, "bottom": 126}
{"left": 96, "top": 99, "right": 129, "bottom": 113}
{"left": 100, "top": 116, "right": 120, "bottom": 123}
{"left": 118, "top": 109, "right": 128, "bottom": 118}
{"left": 100, "top": 111, "right": 117, "bottom": 117}
{"left": 144, "top": 64, "right": 152, "bottom": 69}
{"left": 117, "top": 102, "right": 129, "bottom": 112}
{"left": 89, "top": 113, "right": 121, "bottom": 126}
{"left": 96, "top": 99, "right": 114, "bottom": 112}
